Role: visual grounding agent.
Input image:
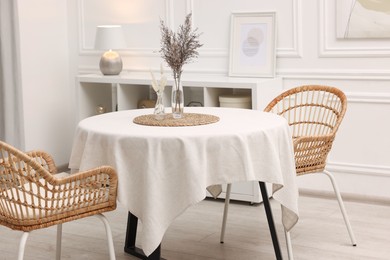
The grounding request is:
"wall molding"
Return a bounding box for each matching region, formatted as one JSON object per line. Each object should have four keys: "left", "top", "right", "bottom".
{"left": 80, "top": 48, "right": 160, "bottom": 57}
{"left": 78, "top": 0, "right": 87, "bottom": 53}
{"left": 327, "top": 161, "right": 390, "bottom": 177}
{"left": 278, "top": 68, "right": 390, "bottom": 80}
{"left": 166, "top": 0, "right": 175, "bottom": 29}
{"left": 78, "top": 0, "right": 303, "bottom": 59}
{"left": 186, "top": 0, "right": 193, "bottom": 16}
{"left": 299, "top": 188, "right": 390, "bottom": 205}
{"left": 319, "top": 0, "right": 390, "bottom": 58}
{"left": 78, "top": 0, "right": 172, "bottom": 55}
{"left": 345, "top": 92, "right": 390, "bottom": 104}
{"left": 278, "top": 69, "right": 390, "bottom": 104}
{"left": 278, "top": 0, "right": 302, "bottom": 58}
{"left": 78, "top": 65, "right": 226, "bottom": 76}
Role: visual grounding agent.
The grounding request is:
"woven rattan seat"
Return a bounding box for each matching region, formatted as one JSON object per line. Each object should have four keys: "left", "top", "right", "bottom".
{"left": 220, "top": 85, "right": 357, "bottom": 260}
{"left": 0, "top": 140, "right": 118, "bottom": 259}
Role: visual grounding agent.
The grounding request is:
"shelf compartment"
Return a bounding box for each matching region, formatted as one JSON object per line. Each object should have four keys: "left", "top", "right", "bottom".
{"left": 78, "top": 82, "right": 114, "bottom": 120}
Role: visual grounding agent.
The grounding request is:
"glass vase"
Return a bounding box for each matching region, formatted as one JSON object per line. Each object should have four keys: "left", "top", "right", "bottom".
{"left": 154, "top": 90, "right": 165, "bottom": 120}
{"left": 171, "top": 81, "right": 184, "bottom": 118}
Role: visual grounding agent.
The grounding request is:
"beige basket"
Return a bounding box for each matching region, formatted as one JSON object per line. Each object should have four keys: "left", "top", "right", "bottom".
{"left": 219, "top": 94, "right": 252, "bottom": 109}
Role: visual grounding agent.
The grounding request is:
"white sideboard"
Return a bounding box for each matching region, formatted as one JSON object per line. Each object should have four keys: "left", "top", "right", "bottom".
{"left": 76, "top": 72, "right": 282, "bottom": 203}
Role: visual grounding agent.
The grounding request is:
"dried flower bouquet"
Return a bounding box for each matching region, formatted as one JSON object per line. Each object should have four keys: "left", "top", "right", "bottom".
{"left": 159, "top": 13, "right": 203, "bottom": 117}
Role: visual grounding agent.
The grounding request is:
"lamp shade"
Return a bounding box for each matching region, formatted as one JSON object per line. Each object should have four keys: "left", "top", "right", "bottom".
{"left": 94, "top": 25, "right": 127, "bottom": 50}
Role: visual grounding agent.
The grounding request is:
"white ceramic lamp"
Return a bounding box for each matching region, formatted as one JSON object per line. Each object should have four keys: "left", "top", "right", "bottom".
{"left": 94, "top": 25, "right": 127, "bottom": 75}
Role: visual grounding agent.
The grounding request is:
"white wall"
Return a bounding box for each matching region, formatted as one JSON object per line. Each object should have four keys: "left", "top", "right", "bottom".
{"left": 60, "top": 0, "right": 390, "bottom": 199}
{"left": 17, "top": 0, "right": 73, "bottom": 166}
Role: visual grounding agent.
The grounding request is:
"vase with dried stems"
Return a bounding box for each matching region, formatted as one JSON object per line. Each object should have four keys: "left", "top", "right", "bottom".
{"left": 159, "top": 13, "right": 202, "bottom": 119}
{"left": 154, "top": 90, "right": 165, "bottom": 120}
{"left": 150, "top": 65, "right": 167, "bottom": 120}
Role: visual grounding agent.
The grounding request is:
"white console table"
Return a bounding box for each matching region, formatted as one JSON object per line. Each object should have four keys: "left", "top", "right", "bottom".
{"left": 76, "top": 72, "right": 282, "bottom": 203}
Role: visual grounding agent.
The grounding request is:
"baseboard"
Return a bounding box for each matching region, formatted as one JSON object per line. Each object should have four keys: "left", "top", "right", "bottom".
{"left": 299, "top": 188, "right": 390, "bottom": 206}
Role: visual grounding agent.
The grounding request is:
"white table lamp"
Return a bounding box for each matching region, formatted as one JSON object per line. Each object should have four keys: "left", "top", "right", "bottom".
{"left": 94, "top": 25, "right": 127, "bottom": 75}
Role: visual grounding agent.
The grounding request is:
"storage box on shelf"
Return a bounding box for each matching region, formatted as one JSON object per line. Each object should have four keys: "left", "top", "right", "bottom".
{"left": 76, "top": 72, "right": 282, "bottom": 203}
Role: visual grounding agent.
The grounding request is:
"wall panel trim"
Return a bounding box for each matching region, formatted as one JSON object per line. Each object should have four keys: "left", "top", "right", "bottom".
{"left": 278, "top": 0, "right": 302, "bottom": 58}
{"left": 346, "top": 92, "right": 390, "bottom": 104}
{"left": 327, "top": 161, "right": 390, "bottom": 178}
{"left": 78, "top": 0, "right": 172, "bottom": 55}
{"left": 78, "top": 0, "right": 302, "bottom": 59}
{"left": 278, "top": 68, "right": 390, "bottom": 80}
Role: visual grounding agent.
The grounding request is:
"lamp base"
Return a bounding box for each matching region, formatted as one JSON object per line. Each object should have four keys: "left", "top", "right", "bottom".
{"left": 99, "top": 50, "right": 123, "bottom": 75}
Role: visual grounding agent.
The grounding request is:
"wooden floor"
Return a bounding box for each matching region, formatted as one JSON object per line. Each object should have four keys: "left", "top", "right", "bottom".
{"left": 1, "top": 194, "right": 389, "bottom": 259}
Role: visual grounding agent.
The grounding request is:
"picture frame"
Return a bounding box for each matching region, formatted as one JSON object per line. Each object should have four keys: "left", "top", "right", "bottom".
{"left": 229, "top": 12, "right": 276, "bottom": 78}
{"left": 336, "top": 0, "right": 390, "bottom": 39}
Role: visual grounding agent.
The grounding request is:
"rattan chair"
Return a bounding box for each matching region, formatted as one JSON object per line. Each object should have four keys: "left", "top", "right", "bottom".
{"left": 220, "top": 85, "right": 357, "bottom": 259}
{"left": 0, "top": 140, "right": 118, "bottom": 260}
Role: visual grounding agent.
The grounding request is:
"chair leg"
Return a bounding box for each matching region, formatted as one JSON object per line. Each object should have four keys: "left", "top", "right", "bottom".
{"left": 18, "top": 232, "right": 29, "bottom": 260}
{"left": 95, "top": 213, "right": 116, "bottom": 260}
{"left": 323, "top": 170, "right": 357, "bottom": 246}
{"left": 285, "top": 230, "right": 294, "bottom": 260}
{"left": 56, "top": 224, "right": 62, "bottom": 260}
{"left": 220, "top": 183, "right": 232, "bottom": 243}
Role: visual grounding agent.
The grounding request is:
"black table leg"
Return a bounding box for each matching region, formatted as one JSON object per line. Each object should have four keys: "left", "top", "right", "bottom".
{"left": 124, "top": 212, "right": 163, "bottom": 260}
{"left": 259, "top": 182, "right": 283, "bottom": 260}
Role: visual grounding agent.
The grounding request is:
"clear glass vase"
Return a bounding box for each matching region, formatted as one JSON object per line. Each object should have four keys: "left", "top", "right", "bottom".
{"left": 171, "top": 80, "right": 184, "bottom": 118}
{"left": 154, "top": 90, "right": 165, "bottom": 120}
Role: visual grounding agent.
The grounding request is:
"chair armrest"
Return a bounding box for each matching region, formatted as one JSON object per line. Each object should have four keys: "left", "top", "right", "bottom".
{"left": 293, "top": 134, "right": 335, "bottom": 149}
{"left": 293, "top": 134, "right": 336, "bottom": 175}
{"left": 47, "top": 165, "right": 117, "bottom": 186}
{"left": 3, "top": 165, "right": 118, "bottom": 226}
{"left": 45, "top": 166, "right": 118, "bottom": 206}
{"left": 25, "top": 150, "right": 57, "bottom": 175}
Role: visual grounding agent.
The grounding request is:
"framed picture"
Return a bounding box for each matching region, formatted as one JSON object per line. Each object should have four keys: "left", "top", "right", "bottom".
{"left": 336, "top": 0, "right": 390, "bottom": 39}
{"left": 229, "top": 12, "right": 276, "bottom": 78}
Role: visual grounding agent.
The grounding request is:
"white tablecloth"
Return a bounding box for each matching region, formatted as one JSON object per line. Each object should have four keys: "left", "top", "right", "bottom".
{"left": 69, "top": 107, "right": 299, "bottom": 256}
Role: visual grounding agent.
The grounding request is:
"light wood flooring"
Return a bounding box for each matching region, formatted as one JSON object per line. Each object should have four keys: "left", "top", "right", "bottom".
{"left": 1, "top": 194, "right": 389, "bottom": 259}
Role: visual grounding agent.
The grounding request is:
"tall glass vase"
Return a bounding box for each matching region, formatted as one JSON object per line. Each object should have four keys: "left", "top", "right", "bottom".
{"left": 154, "top": 90, "right": 165, "bottom": 120}
{"left": 171, "top": 80, "right": 184, "bottom": 118}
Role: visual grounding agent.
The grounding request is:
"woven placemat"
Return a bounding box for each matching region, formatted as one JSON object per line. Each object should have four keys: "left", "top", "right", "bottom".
{"left": 133, "top": 113, "right": 220, "bottom": 127}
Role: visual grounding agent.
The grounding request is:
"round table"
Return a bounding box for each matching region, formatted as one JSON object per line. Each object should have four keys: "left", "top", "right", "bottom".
{"left": 69, "top": 107, "right": 299, "bottom": 257}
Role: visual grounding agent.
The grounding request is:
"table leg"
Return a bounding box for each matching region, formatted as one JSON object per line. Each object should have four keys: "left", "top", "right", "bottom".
{"left": 124, "top": 212, "right": 163, "bottom": 260}
{"left": 259, "top": 182, "right": 283, "bottom": 260}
